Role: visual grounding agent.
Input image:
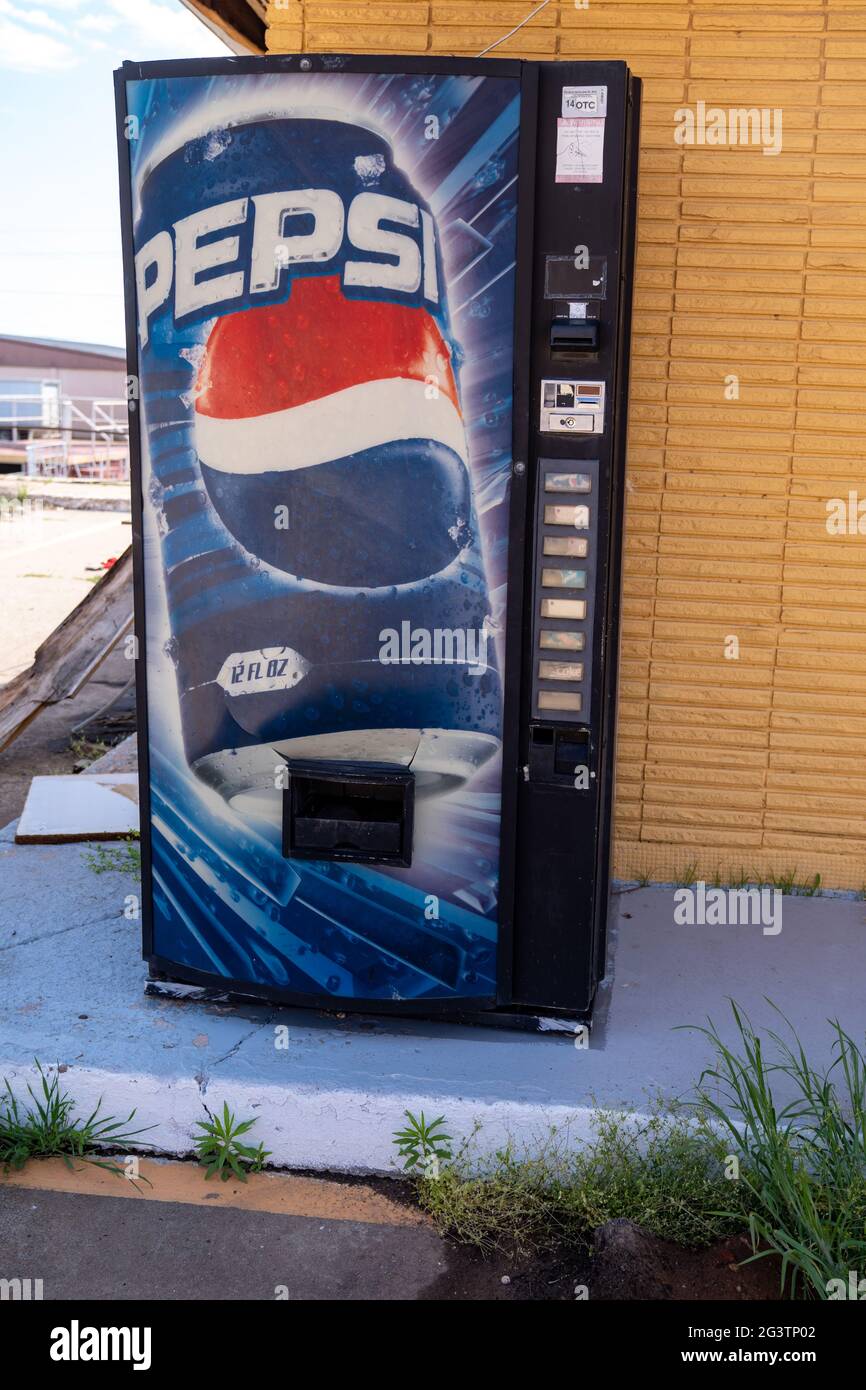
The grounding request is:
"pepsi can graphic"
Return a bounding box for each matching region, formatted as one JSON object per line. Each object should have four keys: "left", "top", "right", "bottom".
{"left": 133, "top": 109, "right": 502, "bottom": 831}
{"left": 124, "top": 66, "right": 521, "bottom": 1004}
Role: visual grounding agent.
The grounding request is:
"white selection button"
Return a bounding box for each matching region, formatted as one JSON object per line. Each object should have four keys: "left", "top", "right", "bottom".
{"left": 539, "top": 659, "right": 584, "bottom": 681}
{"left": 542, "top": 567, "right": 587, "bottom": 589}
{"left": 541, "top": 598, "right": 587, "bottom": 619}
{"left": 543, "top": 536, "right": 588, "bottom": 557}
{"left": 538, "top": 690, "right": 582, "bottom": 713}
{"left": 544, "top": 504, "right": 590, "bottom": 528}
{"left": 540, "top": 630, "right": 586, "bottom": 651}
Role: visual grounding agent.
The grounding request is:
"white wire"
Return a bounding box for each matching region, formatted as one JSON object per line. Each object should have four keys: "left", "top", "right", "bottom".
{"left": 476, "top": 0, "right": 555, "bottom": 58}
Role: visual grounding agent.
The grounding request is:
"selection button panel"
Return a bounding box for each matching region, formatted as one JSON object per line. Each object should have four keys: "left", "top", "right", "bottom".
{"left": 531, "top": 456, "right": 601, "bottom": 723}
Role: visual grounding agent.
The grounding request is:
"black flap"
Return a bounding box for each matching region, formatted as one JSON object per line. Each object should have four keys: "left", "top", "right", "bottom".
{"left": 549, "top": 318, "right": 600, "bottom": 352}
{"left": 283, "top": 759, "right": 414, "bottom": 866}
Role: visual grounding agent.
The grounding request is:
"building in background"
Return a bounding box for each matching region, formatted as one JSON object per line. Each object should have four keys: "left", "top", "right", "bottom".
{"left": 179, "top": 0, "right": 866, "bottom": 895}
{"left": 0, "top": 334, "right": 128, "bottom": 479}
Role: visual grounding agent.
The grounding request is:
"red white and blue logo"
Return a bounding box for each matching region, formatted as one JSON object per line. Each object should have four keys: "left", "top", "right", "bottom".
{"left": 193, "top": 273, "right": 473, "bottom": 587}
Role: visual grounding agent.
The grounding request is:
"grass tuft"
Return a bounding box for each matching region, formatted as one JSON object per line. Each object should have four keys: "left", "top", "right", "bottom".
{"left": 83, "top": 837, "right": 141, "bottom": 880}
{"left": 684, "top": 1000, "right": 866, "bottom": 1300}
{"left": 413, "top": 1104, "right": 755, "bottom": 1260}
{"left": 0, "top": 1061, "right": 150, "bottom": 1176}
{"left": 403, "top": 1003, "right": 866, "bottom": 1300}
{"left": 193, "top": 1102, "right": 270, "bottom": 1183}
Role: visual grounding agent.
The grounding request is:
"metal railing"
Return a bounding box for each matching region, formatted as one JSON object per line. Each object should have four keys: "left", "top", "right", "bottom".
{"left": 24, "top": 439, "right": 129, "bottom": 482}
{"left": 0, "top": 394, "right": 128, "bottom": 441}
{"left": 1, "top": 394, "right": 129, "bottom": 480}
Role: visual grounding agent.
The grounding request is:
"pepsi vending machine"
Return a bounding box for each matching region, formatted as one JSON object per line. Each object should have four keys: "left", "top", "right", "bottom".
{"left": 115, "top": 54, "right": 639, "bottom": 1030}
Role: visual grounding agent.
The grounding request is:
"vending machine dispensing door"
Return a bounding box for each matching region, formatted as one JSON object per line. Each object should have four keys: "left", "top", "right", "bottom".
{"left": 115, "top": 54, "right": 639, "bottom": 1030}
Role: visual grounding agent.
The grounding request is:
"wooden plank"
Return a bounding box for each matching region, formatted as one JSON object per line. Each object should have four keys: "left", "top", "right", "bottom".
{"left": 0, "top": 546, "right": 133, "bottom": 753}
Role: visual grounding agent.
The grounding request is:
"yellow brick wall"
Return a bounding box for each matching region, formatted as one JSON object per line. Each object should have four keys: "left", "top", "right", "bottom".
{"left": 265, "top": 0, "right": 866, "bottom": 890}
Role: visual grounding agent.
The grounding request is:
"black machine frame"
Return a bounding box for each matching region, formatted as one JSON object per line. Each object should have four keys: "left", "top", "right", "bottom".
{"left": 114, "top": 53, "right": 640, "bottom": 1030}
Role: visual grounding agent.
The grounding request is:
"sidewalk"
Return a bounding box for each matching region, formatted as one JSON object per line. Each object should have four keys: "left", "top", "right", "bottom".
{"left": 2, "top": 814, "right": 864, "bottom": 1173}
{"left": 0, "top": 1158, "right": 524, "bottom": 1300}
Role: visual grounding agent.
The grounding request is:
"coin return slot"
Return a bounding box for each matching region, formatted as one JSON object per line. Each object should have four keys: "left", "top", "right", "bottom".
{"left": 544, "top": 504, "right": 589, "bottom": 527}
{"left": 554, "top": 730, "right": 589, "bottom": 776}
{"left": 542, "top": 567, "right": 586, "bottom": 589}
{"left": 283, "top": 760, "right": 414, "bottom": 867}
{"left": 539, "top": 660, "right": 584, "bottom": 681}
{"left": 544, "top": 472, "right": 591, "bottom": 494}
{"left": 543, "top": 536, "right": 588, "bottom": 558}
{"left": 540, "top": 598, "right": 587, "bottom": 619}
{"left": 532, "top": 726, "right": 554, "bottom": 745}
{"left": 540, "top": 630, "right": 585, "bottom": 651}
{"left": 538, "top": 690, "right": 582, "bottom": 713}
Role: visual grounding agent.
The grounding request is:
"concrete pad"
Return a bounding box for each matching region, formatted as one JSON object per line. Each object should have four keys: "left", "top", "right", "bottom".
{"left": 15, "top": 773, "right": 139, "bottom": 843}
{"left": 1, "top": 830, "right": 864, "bottom": 1173}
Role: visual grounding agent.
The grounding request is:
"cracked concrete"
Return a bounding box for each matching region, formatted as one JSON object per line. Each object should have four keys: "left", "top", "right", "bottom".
{"left": 2, "top": 817, "right": 865, "bottom": 1173}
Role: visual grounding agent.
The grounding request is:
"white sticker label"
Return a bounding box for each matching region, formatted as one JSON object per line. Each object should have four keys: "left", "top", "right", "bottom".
{"left": 216, "top": 646, "right": 309, "bottom": 697}
{"left": 556, "top": 118, "right": 605, "bottom": 184}
{"left": 568, "top": 301, "right": 588, "bottom": 319}
{"left": 562, "top": 85, "right": 607, "bottom": 119}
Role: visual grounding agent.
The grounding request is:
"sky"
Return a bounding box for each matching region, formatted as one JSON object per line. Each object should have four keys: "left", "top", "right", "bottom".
{"left": 0, "top": 0, "right": 227, "bottom": 348}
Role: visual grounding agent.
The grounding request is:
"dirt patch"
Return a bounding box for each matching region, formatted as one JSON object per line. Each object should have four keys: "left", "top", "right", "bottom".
{"left": 420, "top": 1242, "right": 591, "bottom": 1300}
{"left": 419, "top": 1224, "right": 785, "bottom": 1301}
{"left": 587, "top": 1219, "right": 784, "bottom": 1301}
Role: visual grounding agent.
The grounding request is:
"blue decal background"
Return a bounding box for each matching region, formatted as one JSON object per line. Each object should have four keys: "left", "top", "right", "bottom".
{"left": 127, "top": 70, "right": 520, "bottom": 1001}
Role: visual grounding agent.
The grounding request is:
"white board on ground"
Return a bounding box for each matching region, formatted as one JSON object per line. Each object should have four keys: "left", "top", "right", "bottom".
{"left": 15, "top": 773, "right": 139, "bottom": 844}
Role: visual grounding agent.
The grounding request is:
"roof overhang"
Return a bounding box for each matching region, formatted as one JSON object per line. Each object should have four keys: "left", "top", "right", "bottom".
{"left": 178, "top": 0, "right": 266, "bottom": 55}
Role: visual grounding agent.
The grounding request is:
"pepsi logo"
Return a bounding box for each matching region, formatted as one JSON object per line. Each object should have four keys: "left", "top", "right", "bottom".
{"left": 193, "top": 275, "right": 474, "bottom": 588}
{"left": 135, "top": 188, "right": 439, "bottom": 349}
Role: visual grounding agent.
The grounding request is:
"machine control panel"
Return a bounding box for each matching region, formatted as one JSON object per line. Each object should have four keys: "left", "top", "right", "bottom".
{"left": 530, "top": 457, "right": 600, "bottom": 723}
{"left": 540, "top": 378, "right": 605, "bottom": 434}
{"left": 508, "top": 59, "right": 640, "bottom": 1016}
